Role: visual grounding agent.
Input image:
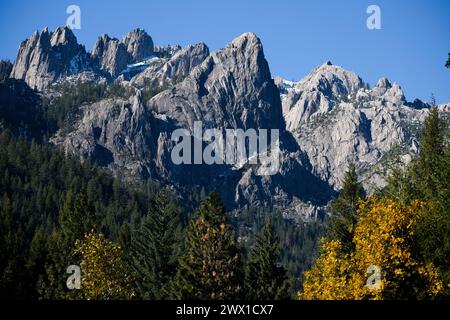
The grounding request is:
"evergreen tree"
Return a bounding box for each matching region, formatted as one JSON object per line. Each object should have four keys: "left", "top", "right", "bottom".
{"left": 436, "top": 145, "right": 450, "bottom": 211}
{"left": 446, "top": 53, "right": 450, "bottom": 68}
{"left": 383, "top": 166, "right": 418, "bottom": 205}
{"left": 59, "top": 191, "right": 96, "bottom": 244}
{"left": 38, "top": 191, "right": 97, "bottom": 299}
{"left": 170, "top": 192, "right": 242, "bottom": 299}
{"left": 118, "top": 222, "right": 132, "bottom": 254}
{"left": 412, "top": 107, "right": 450, "bottom": 296}
{"left": 36, "top": 230, "right": 69, "bottom": 299}
{"left": 414, "top": 106, "right": 446, "bottom": 198}
{"left": 25, "top": 226, "right": 49, "bottom": 299}
{"left": 245, "top": 218, "right": 290, "bottom": 300}
{"left": 328, "top": 163, "right": 364, "bottom": 253}
{"left": 0, "top": 193, "right": 25, "bottom": 298}
{"left": 130, "top": 189, "right": 181, "bottom": 299}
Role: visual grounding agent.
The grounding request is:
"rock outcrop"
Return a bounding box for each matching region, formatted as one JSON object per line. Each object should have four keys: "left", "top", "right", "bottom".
{"left": 11, "top": 26, "right": 96, "bottom": 90}
{"left": 122, "top": 28, "right": 154, "bottom": 61}
{"left": 154, "top": 45, "right": 181, "bottom": 58}
{"left": 40, "top": 30, "right": 449, "bottom": 221}
{"left": 51, "top": 90, "right": 157, "bottom": 178}
{"left": 131, "top": 42, "right": 209, "bottom": 87}
{"left": 281, "top": 61, "right": 365, "bottom": 131}
{"left": 277, "top": 62, "right": 444, "bottom": 190}
{"left": 10, "top": 27, "right": 162, "bottom": 89}
{"left": 52, "top": 32, "right": 336, "bottom": 220}
{"left": 149, "top": 32, "right": 284, "bottom": 131}
{"left": 91, "top": 34, "right": 130, "bottom": 77}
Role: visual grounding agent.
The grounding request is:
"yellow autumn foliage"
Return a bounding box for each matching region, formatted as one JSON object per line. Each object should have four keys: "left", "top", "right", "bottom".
{"left": 73, "top": 232, "right": 136, "bottom": 300}
{"left": 299, "top": 197, "right": 444, "bottom": 300}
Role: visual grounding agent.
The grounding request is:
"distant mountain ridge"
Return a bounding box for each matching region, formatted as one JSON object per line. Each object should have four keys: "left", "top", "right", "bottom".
{"left": 3, "top": 26, "right": 449, "bottom": 221}
{"left": 275, "top": 62, "right": 449, "bottom": 190}
{"left": 9, "top": 27, "right": 200, "bottom": 90}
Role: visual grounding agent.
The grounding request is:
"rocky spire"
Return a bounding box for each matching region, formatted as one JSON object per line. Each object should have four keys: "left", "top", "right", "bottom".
{"left": 130, "top": 42, "right": 209, "bottom": 87}
{"left": 10, "top": 26, "right": 93, "bottom": 90}
{"left": 370, "top": 77, "right": 405, "bottom": 103}
{"left": 50, "top": 26, "right": 78, "bottom": 47}
{"left": 149, "top": 32, "right": 283, "bottom": 131}
{"left": 91, "top": 34, "right": 131, "bottom": 77}
{"left": 281, "top": 63, "right": 365, "bottom": 129}
{"left": 122, "top": 28, "right": 154, "bottom": 62}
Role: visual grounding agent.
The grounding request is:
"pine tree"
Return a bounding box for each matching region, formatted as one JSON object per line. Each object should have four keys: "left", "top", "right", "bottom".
{"left": 446, "top": 53, "right": 450, "bottom": 68}
{"left": 170, "top": 192, "right": 242, "bottom": 299}
{"left": 436, "top": 145, "right": 450, "bottom": 211}
{"left": 245, "top": 218, "right": 290, "bottom": 300}
{"left": 412, "top": 107, "right": 450, "bottom": 296}
{"left": 25, "top": 226, "right": 49, "bottom": 299}
{"left": 0, "top": 193, "right": 25, "bottom": 298}
{"left": 59, "top": 191, "right": 96, "bottom": 243}
{"left": 36, "top": 229, "right": 69, "bottom": 299}
{"left": 38, "top": 191, "right": 97, "bottom": 299}
{"left": 414, "top": 106, "right": 445, "bottom": 198}
{"left": 383, "top": 166, "right": 417, "bottom": 204}
{"left": 130, "top": 189, "right": 180, "bottom": 299}
{"left": 328, "top": 163, "right": 364, "bottom": 253}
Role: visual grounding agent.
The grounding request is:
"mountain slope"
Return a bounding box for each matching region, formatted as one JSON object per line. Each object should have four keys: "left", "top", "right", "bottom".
{"left": 5, "top": 27, "right": 449, "bottom": 221}
{"left": 11, "top": 26, "right": 101, "bottom": 91}
{"left": 149, "top": 32, "right": 284, "bottom": 131}
{"left": 276, "top": 62, "right": 449, "bottom": 190}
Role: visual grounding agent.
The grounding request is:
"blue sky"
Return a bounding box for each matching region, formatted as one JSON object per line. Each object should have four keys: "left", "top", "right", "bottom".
{"left": 0, "top": 0, "right": 449, "bottom": 103}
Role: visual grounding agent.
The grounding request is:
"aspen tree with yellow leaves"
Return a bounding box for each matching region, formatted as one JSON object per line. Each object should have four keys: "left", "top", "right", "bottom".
{"left": 299, "top": 197, "right": 444, "bottom": 300}
{"left": 73, "top": 232, "right": 136, "bottom": 300}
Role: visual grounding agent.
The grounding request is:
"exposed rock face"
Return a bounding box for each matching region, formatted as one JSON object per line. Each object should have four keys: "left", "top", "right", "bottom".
{"left": 45, "top": 31, "right": 449, "bottom": 221}
{"left": 52, "top": 32, "right": 335, "bottom": 221}
{"left": 131, "top": 42, "right": 210, "bottom": 87}
{"left": 91, "top": 34, "right": 131, "bottom": 77}
{"left": 122, "top": 28, "right": 154, "bottom": 61}
{"left": 11, "top": 28, "right": 51, "bottom": 89}
{"left": 149, "top": 32, "right": 284, "bottom": 131}
{"left": 51, "top": 90, "right": 157, "bottom": 178}
{"left": 11, "top": 26, "right": 95, "bottom": 91}
{"left": 157, "top": 43, "right": 209, "bottom": 81}
{"left": 9, "top": 27, "right": 208, "bottom": 92}
{"left": 10, "top": 27, "right": 160, "bottom": 89}
{"left": 154, "top": 45, "right": 182, "bottom": 58}
{"left": 277, "top": 62, "right": 445, "bottom": 190}
{"left": 145, "top": 33, "right": 333, "bottom": 217}
{"left": 282, "top": 61, "right": 365, "bottom": 131}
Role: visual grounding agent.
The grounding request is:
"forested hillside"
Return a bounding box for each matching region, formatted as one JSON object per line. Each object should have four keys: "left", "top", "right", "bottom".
{"left": 0, "top": 76, "right": 325, "bottom": 298}
{"left": 0, "top": 20, "right": 449, "bottom": 301}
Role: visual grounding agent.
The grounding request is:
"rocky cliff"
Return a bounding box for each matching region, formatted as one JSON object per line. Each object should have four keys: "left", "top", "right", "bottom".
{"left": 130, "top": 42, "right": 209, "bottom": 87}
{"left": 149, "top": 32, "right": 284, "bottom": 131}
{"left": 276, "top": 62, "right": 447, "bottom": 190}
{"left": 8, "top": 27, "right": 449, "bottom": 221}
{"left": 52, "top": 32, "right": 334, "bottom": 220}
{"left": 91, "top": 34, "right": 130, "bottom": 77}
{"left": 123, "top": 28, "right": 154, "bottom": 61}
{"left": 11, "top": 27, "right": 159, "bottom": 89}
{"left": 11, "top": 26, "right": 97, "bottom": 90}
